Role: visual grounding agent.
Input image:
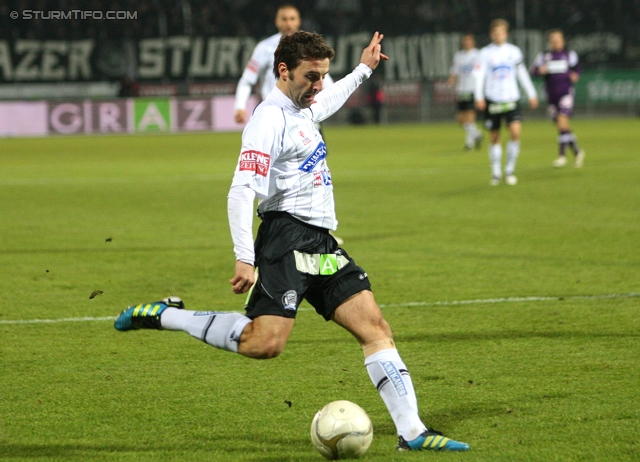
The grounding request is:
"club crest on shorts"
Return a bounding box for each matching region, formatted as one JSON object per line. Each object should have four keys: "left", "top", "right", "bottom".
{"left": 282, "top": 290, "right": 298, "bottom": 311}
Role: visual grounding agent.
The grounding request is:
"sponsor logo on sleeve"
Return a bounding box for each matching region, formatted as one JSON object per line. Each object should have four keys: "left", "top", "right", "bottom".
{"left": 239, "top": 150, "right": 271, "bottom": 177}
{"left": 246, "top": 59, "right": 259, "bottom": 73}
{"left": 299, "top": 141, "right": 327, "bottom": 172}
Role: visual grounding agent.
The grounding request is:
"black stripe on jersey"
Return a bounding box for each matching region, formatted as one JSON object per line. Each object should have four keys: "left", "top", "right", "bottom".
{"left": 201, "top": 314, "right": 217, "bottom": 342}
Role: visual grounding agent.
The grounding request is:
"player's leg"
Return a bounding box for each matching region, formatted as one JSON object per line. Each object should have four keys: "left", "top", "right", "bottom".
{"left": 550, "top": 102, "right": 568, "bottom": 167}
{"left": 114, "top": 296, "right": 255, "bottom": 352}
{"left": 556, "top": 95, "right": 584, "bottom": 167}
{"left": 554, "top": 114, "right": 570, "bottom": 167}
{"left": 114, "top": 295, "right": 295, "bottom": 358}
{"left": 488, "top": 127, "right": 502, "bottom": 185}
{"left": 504, "top": 110, "right": 523, "bottom": 185}
{"left": 331, "top": 290, "right": 469, "bottom": 451}
{"left": 456, "top": 106, "right": 471, "bottom": 149}
{"left": 462, "top": 109, "right": 482, "bottom": 149}
{"left": 484, "top": 103, "right": 503, "bottom": 185}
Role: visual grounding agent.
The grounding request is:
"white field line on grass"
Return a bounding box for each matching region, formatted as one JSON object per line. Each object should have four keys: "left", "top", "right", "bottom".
{"left": 0, "top": 169, "right": 439, "bottom": 187}
{"left": 1, "top": 292, "right": 638, "bottom": 326}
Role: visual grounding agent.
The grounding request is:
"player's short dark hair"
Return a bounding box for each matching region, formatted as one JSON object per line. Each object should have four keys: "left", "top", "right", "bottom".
{"left": 489, "top": 18, "right": 509, "bottom": 32}
{"left": 273, "top": 31, "right": 335, "bottom": 78}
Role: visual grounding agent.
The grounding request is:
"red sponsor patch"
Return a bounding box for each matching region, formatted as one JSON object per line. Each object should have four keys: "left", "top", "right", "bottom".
{"left": 313, "top": 171, "right": 322, "bottom": 186}
{"left": 246, "top": 59, "right": 259, "bottom": 73}
{"left": 239, "top": 150, "right": 271, "bottom": 177}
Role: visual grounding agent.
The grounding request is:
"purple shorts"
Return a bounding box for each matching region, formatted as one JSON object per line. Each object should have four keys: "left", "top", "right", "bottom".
{"left": 548, "top": 93, "right": 574, "bottom": 119}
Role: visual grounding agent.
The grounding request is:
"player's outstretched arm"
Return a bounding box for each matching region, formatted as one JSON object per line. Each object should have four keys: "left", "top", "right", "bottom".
{"left": 360, "top": 32, "right": 389, "bottom": 71}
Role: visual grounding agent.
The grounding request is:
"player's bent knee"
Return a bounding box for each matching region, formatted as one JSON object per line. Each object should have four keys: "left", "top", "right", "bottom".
{"left": 240, "top": 338, "right": 286, "bottom": 359}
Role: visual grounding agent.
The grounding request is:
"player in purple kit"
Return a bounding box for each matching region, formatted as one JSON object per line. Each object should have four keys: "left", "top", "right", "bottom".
{"left": 531, "top": 29, "right": 585, "bottom": 168}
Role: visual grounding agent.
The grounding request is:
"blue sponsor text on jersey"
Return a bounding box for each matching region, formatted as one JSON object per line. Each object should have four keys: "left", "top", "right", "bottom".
{"left": 299, "top": 141, "right": 327, "bottom": 173}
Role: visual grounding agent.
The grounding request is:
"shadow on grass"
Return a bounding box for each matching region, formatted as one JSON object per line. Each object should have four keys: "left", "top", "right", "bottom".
{"left": 0, "top": 438, "right": 313, "bottom": 460}
{"left": 289, "top": 330, "right": 638, "bottom": 347}
{"left": 0, "top": 443, "right": 159, "bottom": 458}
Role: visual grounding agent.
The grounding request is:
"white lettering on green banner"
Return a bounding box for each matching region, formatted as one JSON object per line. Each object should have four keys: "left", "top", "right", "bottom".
{"left": 294, "top": 251, "right": 349, "bottom": 275}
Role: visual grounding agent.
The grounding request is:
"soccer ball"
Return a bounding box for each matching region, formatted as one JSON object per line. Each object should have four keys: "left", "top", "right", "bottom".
{"left": 310, "top": 400, "right": 373, "bottom": 460}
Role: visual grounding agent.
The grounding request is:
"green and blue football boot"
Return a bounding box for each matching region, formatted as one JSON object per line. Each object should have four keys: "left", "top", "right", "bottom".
{"left": 398, "top": 429, "right": 470, "bottom": 452}
{"left": 114, "top": 296, "right": 184, "bottom": 331}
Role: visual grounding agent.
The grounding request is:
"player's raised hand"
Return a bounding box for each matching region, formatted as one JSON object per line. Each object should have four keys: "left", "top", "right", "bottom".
{"left": 360, "top": 32, "right": 389, "bottom": 71}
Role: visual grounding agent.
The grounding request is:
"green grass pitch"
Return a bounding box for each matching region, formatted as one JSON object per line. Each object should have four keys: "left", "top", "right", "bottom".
{"left": 1, "top": 118, "right": 639, "bottom": 461}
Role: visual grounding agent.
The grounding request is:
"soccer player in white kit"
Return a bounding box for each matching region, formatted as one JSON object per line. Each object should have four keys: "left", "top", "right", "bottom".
{"left": 234, "top": 4, "right": 344, "bottom": 244}
{"left": 474, "top": 19, "right": 538, "bottom": 185}
{"left": 115, "top": 31, "right": 470, "bottom": 453}
{"left": 234, "top": 4, "right": 334, "bottom": 124}
{"left": 447, "top": 33, "right": 483, "bottom": 150}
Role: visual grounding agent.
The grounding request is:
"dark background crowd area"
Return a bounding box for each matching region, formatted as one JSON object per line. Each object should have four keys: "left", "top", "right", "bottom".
{"left": 1, "top": 0, "right": 639, "bottom": 42}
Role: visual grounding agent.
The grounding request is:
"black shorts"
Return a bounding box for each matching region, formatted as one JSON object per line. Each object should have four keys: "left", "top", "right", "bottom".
{"left": 483, "top": 100, "right": 522, "bottom": 131}
{"left": 456, "top": 93, "right": 475, "bottom": 111}
{"left": 245, "top": 212, "right": 371, "bottom": 321}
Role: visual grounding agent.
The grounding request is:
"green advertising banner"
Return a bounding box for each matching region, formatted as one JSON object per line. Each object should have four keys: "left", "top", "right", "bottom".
{"left": 133, "top": 98, "right": 172, "bottom": 132}
{"left": 575, "top": 70, "right": 640, "bottom": 104}
{"left": 531, "top": 70, "right": 640, "bottom": 105}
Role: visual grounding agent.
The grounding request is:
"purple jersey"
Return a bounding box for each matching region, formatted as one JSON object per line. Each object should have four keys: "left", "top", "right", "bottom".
{"left": 531, "top": 49, "right": 580, "bottom": 104}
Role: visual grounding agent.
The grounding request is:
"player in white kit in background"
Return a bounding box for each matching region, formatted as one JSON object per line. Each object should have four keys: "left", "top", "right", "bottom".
{"left": 235, "top": 5, "right": 299, "bottom": 124}
{"left": 474, "top": 19, "right": 538, "bottom": 186}
{"left": 447, "top": 33, "right": 483, "bottom": 150}
{"left": 115, "top": 31, "right": 470, "bottom": 454}
{"left": 234, "top": 4, "right": 334, "bottom": 124}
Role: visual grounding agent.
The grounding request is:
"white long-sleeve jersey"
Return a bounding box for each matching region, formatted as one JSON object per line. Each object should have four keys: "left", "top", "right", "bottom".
{"left": 450, "top": 48, "right": 479, "bottom": 94}
{"left": 474, "top": 42, "right": 537, "bottom": 103}
{"left": 234, "top": 32, "right": 334, "bottom": 111}
{"left": 228, "top": 64, "right": 372, "bottom": 263}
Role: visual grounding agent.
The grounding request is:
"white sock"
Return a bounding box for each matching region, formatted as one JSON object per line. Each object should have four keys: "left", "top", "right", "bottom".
{"left": 463, "top": 123, "right": 475, "bottom": 146}
{"left": 505, "top": 140, "right": 520, "bottom": 176}
{"left": 365, "top": 349, "right": 426, "bottom": 441}
{"left": 161, "top": 308, "right": 251, "bottom": 353}
{"left": 489, "top": 143, "right": 502, "bottom": 178}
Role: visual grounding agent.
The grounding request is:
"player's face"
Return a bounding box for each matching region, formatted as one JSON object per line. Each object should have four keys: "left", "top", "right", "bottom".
{"left": 283, "top": 58, "right": 330, "bottom": 109}
{"left": 275, "top": 8, "right": 301, "bottom": 35}
{"left": 548, "top": 32, "right": 565, "bottom": 52}
{"left": 490, "top": 26, "right": 508, "bottom": 45}
{"left": 461, "top": 35, "right": 475, "bottom": 50}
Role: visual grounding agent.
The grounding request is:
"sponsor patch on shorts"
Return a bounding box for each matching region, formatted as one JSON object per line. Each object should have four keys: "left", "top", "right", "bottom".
{"left": 294, "top": 251, "right": 350, "bottom": 275}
